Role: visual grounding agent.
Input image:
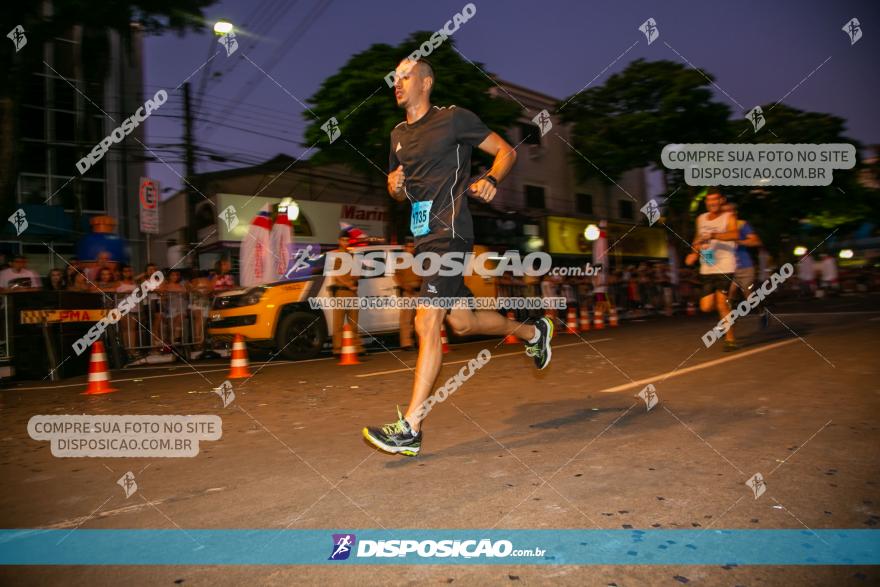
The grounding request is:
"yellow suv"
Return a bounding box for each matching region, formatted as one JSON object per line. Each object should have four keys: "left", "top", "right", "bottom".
{"left": 208, "top": 244, "right": 497, "bottom": 360}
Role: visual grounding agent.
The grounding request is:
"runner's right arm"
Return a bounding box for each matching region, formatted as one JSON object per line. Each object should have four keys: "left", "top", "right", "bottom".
{"left": 388, "top": 142, "right": 406, "bottom": 201}
{"left": 686, "top": 216, "right": 704, "bottom": 266}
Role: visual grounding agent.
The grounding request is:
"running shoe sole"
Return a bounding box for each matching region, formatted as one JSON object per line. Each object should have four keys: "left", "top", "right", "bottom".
{"left": 539, "top": 317, "right": 554, "bottom": 370}
{"left": 361, "top": 427, "right": 420, "bottom": 456}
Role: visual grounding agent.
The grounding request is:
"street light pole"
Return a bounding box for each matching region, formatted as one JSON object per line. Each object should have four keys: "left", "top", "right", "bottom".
{"left": 179, "top": 21, "right": 233, "bottom": 271}
{"left": 183, "top": 81, "right": 197, "bottom": 268}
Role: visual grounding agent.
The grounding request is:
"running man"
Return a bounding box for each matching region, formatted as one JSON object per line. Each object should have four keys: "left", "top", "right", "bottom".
{"left": 362, "top": 58, "right": 554, "bottom": 456}
{"left": 685, "top": 189, "right": 739, "bottom": 350}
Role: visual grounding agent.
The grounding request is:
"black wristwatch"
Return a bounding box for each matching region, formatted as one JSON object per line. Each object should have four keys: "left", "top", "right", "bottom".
{"left": 486, "top": 174, "right": 498, "bottom": 186}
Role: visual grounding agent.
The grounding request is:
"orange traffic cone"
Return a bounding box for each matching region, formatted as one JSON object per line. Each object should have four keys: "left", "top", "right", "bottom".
{"left": 566, "top": 307, "right": 578, "bottom": 334}
{"left": 440, "top": 325, "right": 450, "bottom": 354}
{"left": 228, "top": 334, "right": 252, "bottom": 378}
{"left": 83, "top": 341, "right": 117, "bottom": 395}
{"left": 338, "top": 324, "right": 361, "bottom": 365}
{"left": 503, "top": 311, "right": 519, "bottom": 345}
{"left": 686, "top": 301, "right": 696, "bottom": 316}
{"left": 609, "top": 306, "right": 619, "bottom": 327}
{"left": 593, "top": 308, "right": 605, "bottom": 330}
{"left": 579, "top": 307, "right": 591, "bottom": 332}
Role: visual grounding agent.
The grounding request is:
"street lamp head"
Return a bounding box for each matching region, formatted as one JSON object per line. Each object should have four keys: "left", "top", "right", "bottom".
{"left": 213, "top": 20, "right": 233, "bottom": 35}
{"left": 584, "top": 224, "right": 600, "bottom": 241}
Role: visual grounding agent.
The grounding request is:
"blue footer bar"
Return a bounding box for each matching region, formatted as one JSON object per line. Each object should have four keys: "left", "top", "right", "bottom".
{"left": 0, "top": 529, "right": 877, "bottom": 565}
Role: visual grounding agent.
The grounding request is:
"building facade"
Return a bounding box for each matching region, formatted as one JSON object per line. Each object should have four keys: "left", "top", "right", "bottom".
{"left": 2, "top": 20, "right": 146, "bottom": 274}
{"left": 487, "top": 80, "right": 664, "bottom": 264}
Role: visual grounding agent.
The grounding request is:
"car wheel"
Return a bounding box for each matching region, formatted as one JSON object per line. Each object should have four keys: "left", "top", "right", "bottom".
{"left": 275, "top": 311, "right": 327, "bottom": 360}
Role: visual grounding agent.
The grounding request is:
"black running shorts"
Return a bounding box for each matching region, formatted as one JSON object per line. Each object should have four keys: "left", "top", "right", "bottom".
{"left": 416, "top": 237, "right": 475, "bottom": 301}
{"left": 701, "top": 273, "right": 734, "bottom": 297}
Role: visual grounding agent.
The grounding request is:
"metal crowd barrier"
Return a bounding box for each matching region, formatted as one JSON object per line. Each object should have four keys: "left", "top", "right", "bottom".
{"left": 103, "top": 291, "right": 211, "bottom": 364}
{"left": 0, "top": 289, "right": 216, "bottom": 380}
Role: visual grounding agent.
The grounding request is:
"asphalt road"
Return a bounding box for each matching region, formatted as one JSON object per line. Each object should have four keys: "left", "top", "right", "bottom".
{"left": 2, "top": 294, "right": 879, "bottom": 585}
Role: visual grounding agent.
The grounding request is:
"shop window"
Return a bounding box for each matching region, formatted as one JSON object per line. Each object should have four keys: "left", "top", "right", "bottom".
{"left": 525, "top": 185, "right": 546, "bottom": 209}
{"left": 52, "top": 77, "right": 76, "bottom": 110}
{"left": 519, "top": 122, "right": 541, "bottom": 146}
{"left": 52, "top": 110, "right": 76, "bottom": 142}
{"left": 576, "top": 193, "right": 593, "bottom": 215}
{"left": 51, "top": 176, "right": 76, "bottom": 209}
{"left": 19, "top": 175, "right": 48, "bottom": 204}
{"left": 52, "top": 145, "right": 78, "bottom": 175}
{"left": 82, "top": 180, "right": 105, "bottom": 211}
{"left": 21, "top": 141, "right": 48, "bottom": 174}
{"left": 21, "top": 107, "right": 46, "bottom": 140}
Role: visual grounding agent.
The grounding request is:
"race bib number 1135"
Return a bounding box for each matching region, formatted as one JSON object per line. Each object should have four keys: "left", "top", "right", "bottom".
{"left": 410, "top": 200, "right": 432, "bottom": 237}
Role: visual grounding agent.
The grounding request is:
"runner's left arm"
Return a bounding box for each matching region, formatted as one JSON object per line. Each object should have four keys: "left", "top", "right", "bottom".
{"left": 468, "top": 133, "right": 517, "bottom": 203}
{"left": 453, "top": 107, "right": 516, "bottom": 203}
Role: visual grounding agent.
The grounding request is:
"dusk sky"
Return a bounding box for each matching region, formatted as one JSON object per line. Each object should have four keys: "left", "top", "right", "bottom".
{"left": 144, "top": 0, "right": 880, "bottom": 196}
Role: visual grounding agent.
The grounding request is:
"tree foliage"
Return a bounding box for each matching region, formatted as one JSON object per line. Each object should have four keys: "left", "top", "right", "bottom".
{"left": 302, "top": 31, "right": 522, "bottom": 180}
{"left": 558, "top": 59, "right": 732, "bottom": 183}
{"left": 558, "top": 59, "right": 877, "bottom": 259}
{"left": 725, "top": 104, "right": 873, "bottom": 255}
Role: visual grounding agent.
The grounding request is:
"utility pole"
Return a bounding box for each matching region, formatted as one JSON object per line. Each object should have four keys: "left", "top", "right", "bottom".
{"left": 182, "top": 82, "right": 198, "bottom": 269}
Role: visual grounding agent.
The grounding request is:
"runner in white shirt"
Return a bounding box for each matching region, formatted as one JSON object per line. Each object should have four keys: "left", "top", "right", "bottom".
{"left": 798, "top": 254, "right": 817, "bottom": 297}
{"left": 685, "top": 190, "right": 739, "bottom": 350}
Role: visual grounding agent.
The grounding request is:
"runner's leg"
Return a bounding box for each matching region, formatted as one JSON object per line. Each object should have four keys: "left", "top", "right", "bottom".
{"left": 446, "top": 308, "right": 536, "bottom": 340}
{"left": 699, "top": 293, "right": 716, "bottom": 313}
{"left": 404, "top": 307, "right": 446, "bottom": 432}
{"left": 715, "top": 289, "right": 735, "bottom": 343}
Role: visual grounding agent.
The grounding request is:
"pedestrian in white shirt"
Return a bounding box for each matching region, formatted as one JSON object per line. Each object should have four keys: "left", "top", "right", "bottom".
{"left": 819, "top": 254, "right": 839, "bottom": 292}
{"left": 797, "top": 254, "right": 816, "bottom": 297}
{"left": 0, "top": 256, "right": 42, "bottom": 291}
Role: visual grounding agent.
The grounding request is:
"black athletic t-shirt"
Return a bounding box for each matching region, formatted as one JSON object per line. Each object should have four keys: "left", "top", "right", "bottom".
{"left": 389, "top": 105, "right": 491, "bottom": 246}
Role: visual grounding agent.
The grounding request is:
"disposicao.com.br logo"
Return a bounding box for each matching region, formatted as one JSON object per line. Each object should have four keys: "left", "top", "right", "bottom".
{"left": 328, "top": 534, "right": 544, "bottom": 560}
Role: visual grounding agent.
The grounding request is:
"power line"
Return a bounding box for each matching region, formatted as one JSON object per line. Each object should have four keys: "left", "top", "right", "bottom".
{"left": 201, "top": 0, "right": 334, "bottom": 138}
{"left": 162, "top": 95, "right": 311, "bottom": 129}
{"left": 162, "top": 102, "right": 310, "bottom": 133}
{"left": 97, "top": 82, "right": 309, "bottom": 123}
{"left": 142, "top": 114, "right": 307, "bottom": 148}
{"left": 176, "top": 111, "right": 307, "bottom": 139}
{"left": 145, "top": 112, "right": 305, "bottom": 142}
{"left": 199, "top": 0, "right": 302, "bottom": 99}
{"left": 146, "top": 141, "right": 277, "bottom": 165}
{"left": 192, "top": 116, "right": 308, "bottom": 144}
{"left": 191, "top": 0, "right": 288, "bottom": 115}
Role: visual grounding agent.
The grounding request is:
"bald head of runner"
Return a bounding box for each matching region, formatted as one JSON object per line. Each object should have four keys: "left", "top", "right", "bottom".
{"left": 394, "top": 58, "right": 434, "bottom": 108}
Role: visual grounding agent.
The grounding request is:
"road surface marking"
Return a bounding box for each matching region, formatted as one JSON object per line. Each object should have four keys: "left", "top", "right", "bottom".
{"left": 121, "top": 363, "right": 231, "bottom": 371}
{"left": 599, "top": 338, "right": 799, "bottom": 393}
{"left": 356, "top": 339, "right": 613, "bottom": 378}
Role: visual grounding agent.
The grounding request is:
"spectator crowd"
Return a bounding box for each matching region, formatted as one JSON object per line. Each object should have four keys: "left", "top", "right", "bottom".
{"left": 0, "top": 255, "right": 238, "bottom": 295}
